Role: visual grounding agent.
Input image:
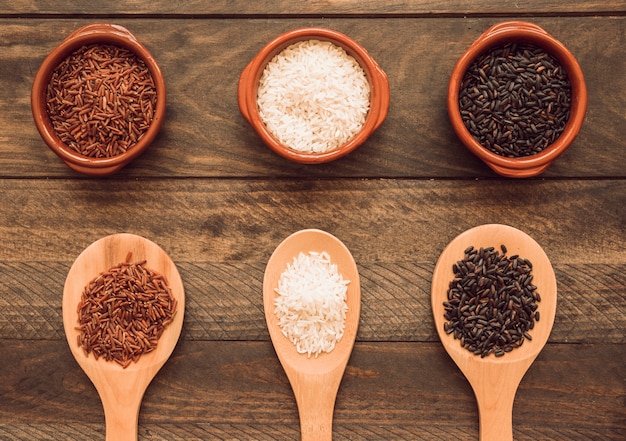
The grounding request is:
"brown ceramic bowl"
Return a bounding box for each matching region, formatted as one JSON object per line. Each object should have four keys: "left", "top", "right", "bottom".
{"left": 31, "top": 23, "right": 166, "bottom": 176}
{"left": 448, "top": 21, "right": 587, "bottom": 177}
{"left": 238, "top": 27, "right": 390, "bottom": 164}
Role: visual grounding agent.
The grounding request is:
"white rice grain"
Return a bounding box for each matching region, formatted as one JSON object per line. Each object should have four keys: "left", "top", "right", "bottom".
{"left": 274, "top": 251, "right": 349, "bottom": 358}
{"left": 257, "top": 39, "right": 370, "bottom": 153}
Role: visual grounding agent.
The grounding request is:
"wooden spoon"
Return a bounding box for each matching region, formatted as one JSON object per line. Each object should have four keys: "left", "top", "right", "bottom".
{"left": 263, "top": 229, "right": 361, "bottom": 441}
{"left": 431, "top": 224, "right": 557, "bottom": 441}
{"left": 62, "top": 233, "right": 185, "bottom": 441}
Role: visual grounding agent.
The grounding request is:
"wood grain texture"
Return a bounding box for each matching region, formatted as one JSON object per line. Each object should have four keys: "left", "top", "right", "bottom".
{"left": 0, "top": 341, "right": 623, "bottom": 440}
{"left": 1, "top": 261, "right": 624, "bottom": 344}
{"left": 0, "top": 4, "right": 624, "bottom": 440}
{"left": 1, "top": 0, "right": 625, "bottom": 15}
{"left": 0, "top": 179, "right": 623, "bottom": 264}
{"left": 0, "top": 179, "right": 623, "bottom": 344}
{"left": 0, "top": 17, "right": 624, "bottom": 178}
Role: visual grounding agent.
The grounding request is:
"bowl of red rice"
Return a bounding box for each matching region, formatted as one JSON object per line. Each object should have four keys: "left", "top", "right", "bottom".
{"left": 31, "top": 23, "right": 166, "bottom": 176}
{"left": 238, "top": 27, "right": 390, "bottom": 164}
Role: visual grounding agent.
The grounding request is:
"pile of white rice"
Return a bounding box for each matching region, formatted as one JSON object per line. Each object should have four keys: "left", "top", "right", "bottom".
{"left": 257, "top": 39, "right": 371, "bottom": 153}
{"left": 274, "top": 251, "right": 349, "bottom": 358}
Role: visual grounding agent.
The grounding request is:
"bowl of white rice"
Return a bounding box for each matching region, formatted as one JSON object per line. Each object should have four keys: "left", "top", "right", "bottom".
{"left": 238, "top": 28, "right": 390, "bottom": 164}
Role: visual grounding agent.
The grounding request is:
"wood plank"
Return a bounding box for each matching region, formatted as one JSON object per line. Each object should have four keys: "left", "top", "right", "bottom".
{"left": 0, "top": 9, "right": 624, "bottom": 440}
{"left": 0, "top": 179, "right": 623, "bottom": 343}
{"left": 2, "top": 1, "right": 625, "bottom": 15}
{"left": 0, "top": 179, "right": 622, "bottom": 264}
{"left": 2, "top": 260, "right": 624, "bottom": 344}
{"left": 0, "top": 340, "right": 623, "bottom": 440}
{"left": 1, "top": 17, "right": 624, "bottom": 178}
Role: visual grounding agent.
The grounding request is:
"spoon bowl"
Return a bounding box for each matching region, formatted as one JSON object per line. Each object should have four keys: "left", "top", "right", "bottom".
{"left": 431, "top": 224, "right": 556, "bottom": 441}
{"left": 263, "top": 229, "right": 361, "bottom": 440}
{"left": 62, "top": 233, "right": 185, "bottom": 441}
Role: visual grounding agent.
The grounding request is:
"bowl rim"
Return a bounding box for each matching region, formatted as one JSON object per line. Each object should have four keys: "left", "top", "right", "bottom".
{"left": 238, "top": 27, "right": 390, "bottom": 164}
{"left": 447, "top": 21, "right": 588, "bottom": 172}
{"left": 31, "top": 23, "right": 167, "bottom": 171}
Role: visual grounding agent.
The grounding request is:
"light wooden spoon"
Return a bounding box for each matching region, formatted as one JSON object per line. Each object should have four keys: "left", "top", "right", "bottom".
{"left": 263, "top": 229, "right": 361, "bottom": 441}
{"left": 62, "top": 233, "right": 185, "bottom": 441}
{"left": 431, "top": 224, "right": 556, "bottom": 441}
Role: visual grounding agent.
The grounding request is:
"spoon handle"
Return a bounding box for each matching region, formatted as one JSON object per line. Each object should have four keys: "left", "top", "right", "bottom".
{"left": 95, "top": 378, "right": 145, "bottom": 441}
{"left": 103, "top": 397, "right": 141, "bottom": 441}
{"left": 474, "top": 379, "right": 518, "bottom": 441}
{"left": 292, "top": 373, "right": 341, "bottom": 441}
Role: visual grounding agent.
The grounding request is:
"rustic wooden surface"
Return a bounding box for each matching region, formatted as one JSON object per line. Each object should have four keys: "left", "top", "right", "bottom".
{"left": 0, "top": 2, "right": 624, "bottom": 440}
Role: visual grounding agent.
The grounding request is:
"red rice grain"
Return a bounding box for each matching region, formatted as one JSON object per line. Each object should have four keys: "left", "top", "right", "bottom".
{"left": 46, "top": 44, "right": 158, "bottom": 158}
{"left": 76, "top": 254, "right": 177, "bottom": 368}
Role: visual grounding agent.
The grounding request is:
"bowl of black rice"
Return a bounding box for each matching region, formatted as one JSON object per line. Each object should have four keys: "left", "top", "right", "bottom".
{"left": 448, "top": 21, "right": 587, "bottom": 177}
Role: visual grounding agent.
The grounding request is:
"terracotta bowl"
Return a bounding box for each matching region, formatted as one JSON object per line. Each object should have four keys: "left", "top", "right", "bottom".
{"left": 448, "top": 21, "right": 587, "bottom": 178}
{"left": 31, "top": 23, "right": 166, "bottom": 176}
{"left": 238, "top": 27, "right": 390, "bottom": 164}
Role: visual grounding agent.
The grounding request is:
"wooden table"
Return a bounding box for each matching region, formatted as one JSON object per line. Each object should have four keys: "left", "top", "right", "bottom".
{"left": 1, "top": 2, "right": 624, "bottom": 440}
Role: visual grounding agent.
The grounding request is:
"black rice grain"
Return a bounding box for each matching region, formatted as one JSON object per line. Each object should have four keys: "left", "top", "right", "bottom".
{"left": 443, "top": 245, "right": 541, "bottom": 357}
{"left": 459, "top": 43, "right": 571, "bottom": 157}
